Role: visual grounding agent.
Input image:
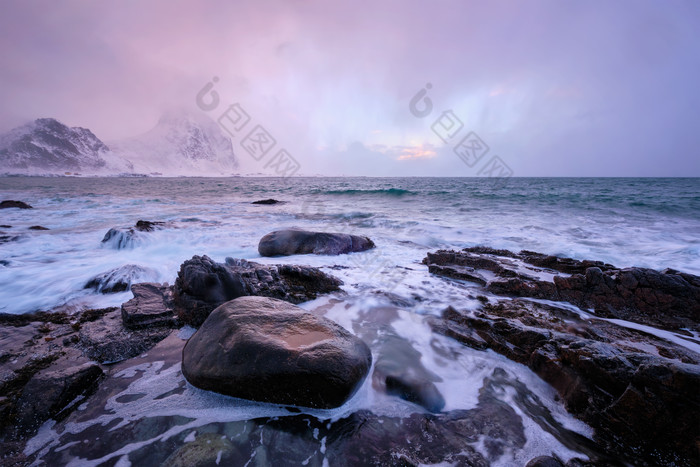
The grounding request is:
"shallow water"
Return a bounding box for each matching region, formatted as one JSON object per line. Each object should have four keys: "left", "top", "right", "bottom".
{"left": 2, "top": 176, "right": 698, "bottom": 465}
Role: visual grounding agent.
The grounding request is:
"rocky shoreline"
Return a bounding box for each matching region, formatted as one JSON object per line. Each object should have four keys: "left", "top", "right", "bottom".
{"left": 0, "top": 224, "right": 698, "bottom": 466}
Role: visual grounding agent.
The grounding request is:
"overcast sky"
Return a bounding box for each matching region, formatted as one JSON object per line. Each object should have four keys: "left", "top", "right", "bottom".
{"left": 1, "top": 0, "right": 699, "bottom": 176}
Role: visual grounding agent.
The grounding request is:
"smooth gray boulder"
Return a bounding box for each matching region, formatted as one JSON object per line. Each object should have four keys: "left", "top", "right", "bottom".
{"left": 258, "top": 229, "right": 375, "bottom": 256}
{"left": 182, "top": 296, "right": 372, "bottom": 409}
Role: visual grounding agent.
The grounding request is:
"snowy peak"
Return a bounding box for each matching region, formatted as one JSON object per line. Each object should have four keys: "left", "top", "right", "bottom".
{"left": 0, "top": 118, "right": 110, "bottom": 173}
{"left": 0, "top": 111, "right": 238, "bottom": 176}
{"left": 110, "top": 110, "right": 237, "bottom": 175}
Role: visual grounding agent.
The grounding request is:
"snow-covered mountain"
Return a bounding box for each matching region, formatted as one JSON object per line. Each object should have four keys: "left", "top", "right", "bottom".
{"left": 109, "top": 110, "right": 238, "bottom": 176}
{"left": 0, "top": 118, "right": 113, "bottom": 174}
{"left": 0, "top": 111, "right": 238, "bottom": 176}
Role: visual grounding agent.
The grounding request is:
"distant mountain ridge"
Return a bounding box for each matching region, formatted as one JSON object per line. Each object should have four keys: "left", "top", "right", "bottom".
{"left": 0, "top": 111, "right": 238, "bottom": 176}
{"left": 0, "top": 118, "right": 111, "bottom": 173}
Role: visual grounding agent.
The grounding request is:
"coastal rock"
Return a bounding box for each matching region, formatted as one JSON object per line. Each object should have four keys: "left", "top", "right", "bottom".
{"left": 0, "top": 200, "right": 33, "bottom": 209}
{"left": 84, "top": 264, "right": 158, "bottom": 293}
{"left": 121, "top": 282, "right": 178, "bottom": 329}
{"left": 28, "top": 225, "right": 49, "bottom": 230}
{"left": 182, "top": 296, "right": 372, "bottom": 409}
{"left": 173, "top": 255, "right": 342, "bottom": 327}
{"left": 251, "top": 198, "right": 284, "bottom": 205}
{"left": 0, "top": 311, "right": 115, "bottom": 445}
{"left": 77, "top": 308, "right": 172, "bottom": 363}
{"left": 425, "top": 247, "right": 700, "bottom": 331}
{"left": 430, "top": 298, "right": 700, "bottom": 466}
{"left": 101, "top": 219, "right": 165, "bottom": 249}
{"left": 13, "top": 362, "right": 102, "bottom": 435}
{"left": 258, "top": 229, "right": 375, "bottom": 256}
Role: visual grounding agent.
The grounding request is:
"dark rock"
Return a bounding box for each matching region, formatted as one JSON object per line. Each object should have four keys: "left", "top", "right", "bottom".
{"left": 182, "top": 296, "right": 372, "bottom": 409}
{"left": 28, "top": 225, "right": 49, "bottom": 230}
{"left": 121, "top": 283, "right": 178, "bottom": 329}
{"left": 431, "top": 298, "right": 700, "bottom": 466}
{"left": 84, "top": 264, "right": 158, "bottom": 293}
{"left": 135, "top": 219, "right": 165, "bottom": 232}
{"left": 13, "top": 362, "right": 102, "bottom": 436}
{"left": 0, "top": 225, "right": 11, "bottom": 228}
{"left": 0, "top": 200, "right": 32, "bottom": 209}
{"left": 258, "top": 229, "right": 375, "bottom": 256}
{"left": 173, "top": 255, "right": 342, "bottom": 327}
{"left": 101, "top": 220, "right": 165, "bottom": 249}
{"left": 0, "top": 233, "right": 22, "bottom": 244}
{"left": 425, "top": 248, "right": 700, "bottom": 332}
{"left": 526, "top": 456, "right": 564, "bottom": 467}
{"left": 77, "top": 309, "right": 171, "bottom": 363}
{"left": 252, "top": 198, "right": 284, "bottom": 205}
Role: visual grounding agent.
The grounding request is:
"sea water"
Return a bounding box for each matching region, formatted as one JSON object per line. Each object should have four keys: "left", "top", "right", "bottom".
{"left": 2, "top": 176, "right": 698, "bottom": 465}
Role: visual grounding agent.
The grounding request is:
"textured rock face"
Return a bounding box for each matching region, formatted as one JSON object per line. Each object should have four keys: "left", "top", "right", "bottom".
{"left": 173, "top": 255, "right": 342, "bottom": 327}
{"left": 13, "top": 363, "right": 103, "bottom": 435}
{"left": 78, "top": 309, "right": 172, "bottom": 364}
{"left": 258, "top": 229, "right": 375, "bottom": 256}
{"left": 121, "top": 282, "right": 177, "bottom": 329}
{"left": 182, "top": 296, "right": 372, "bottom": 409}
{"left": 424, "top": 247, "right": 700, "bottom": 466}
{"left": 425, "top": 247, "right": 700, "bottom": 331}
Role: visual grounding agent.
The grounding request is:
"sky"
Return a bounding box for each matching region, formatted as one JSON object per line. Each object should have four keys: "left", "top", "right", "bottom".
{"left": 1, "top": 0, "right": 699, "bottom": 176}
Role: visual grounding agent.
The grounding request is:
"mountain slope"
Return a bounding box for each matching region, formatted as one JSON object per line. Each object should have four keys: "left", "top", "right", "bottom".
{"left": 0, "top": 118, "right": 112, "bottom": 174}
{"left": 109, "top": 110, "right": 238, "bottom": 176}
{"left": 0, "top": 111, "right": 238, "bottom": 176}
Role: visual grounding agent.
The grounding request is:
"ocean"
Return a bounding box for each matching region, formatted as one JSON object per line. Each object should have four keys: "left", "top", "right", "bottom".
{"left": 1, "top": 176, "right": 698, "bottom": 316}
{"left": 2, "top": 176, "right": 699, "bottom": 465}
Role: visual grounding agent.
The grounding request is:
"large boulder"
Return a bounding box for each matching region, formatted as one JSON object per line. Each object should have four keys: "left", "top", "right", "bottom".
{"left": 258, "top": 229, "right": 375, "bottom": 256}
{"left": 182, "top": 296, "right": 372, "bottom": 409}
{"left": 173, "top": 255, "right": 342, "bottom": 327}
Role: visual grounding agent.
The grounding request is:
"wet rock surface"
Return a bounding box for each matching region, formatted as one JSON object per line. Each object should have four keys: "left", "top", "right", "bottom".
{"left": 426, "top": 247, "right": 700, "bottom": 466}
{"left": 78, "top": 308, "right": 173, "bottom": 364}
{"left": 182, "top": 296, "right": 372, "bottom": 409}
{"left": 425, "top": 247, "right": 700, "bottom": 331}
{"left": 101, "top": 219, "right": 166, "bottom": 249}
{"left": 84, "top": 264, "right": 158, "bottom": 293}
{"left": 372, "top": 332, "right": 445, "bottom": 413}
{"left": 121, "top": 282, "right": 178, "bottom": 329}
{"left": 0, "top": 200, "right": 33, "bottom": 209}
{"left": 258, "top": 229, "right": 375, "bottom": 256}
{"left": 173, "top": 255, "right": 342, "bottom": 327}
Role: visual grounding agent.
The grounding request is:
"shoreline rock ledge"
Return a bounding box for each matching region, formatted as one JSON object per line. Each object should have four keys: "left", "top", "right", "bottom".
{"left": 182, "top": 296, "right": 372, "bottom": 409}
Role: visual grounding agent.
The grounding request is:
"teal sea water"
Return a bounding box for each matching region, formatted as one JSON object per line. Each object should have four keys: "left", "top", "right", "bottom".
{"left": 1, "top": 176, "right": 698, "bottom": 315}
